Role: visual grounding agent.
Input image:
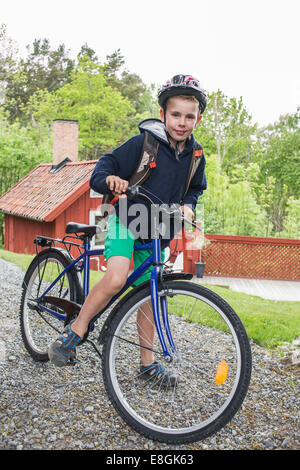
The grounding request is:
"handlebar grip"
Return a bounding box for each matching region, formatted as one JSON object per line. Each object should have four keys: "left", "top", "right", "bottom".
{"left": 125, "top": 186, "right": 139, "bottom": 200}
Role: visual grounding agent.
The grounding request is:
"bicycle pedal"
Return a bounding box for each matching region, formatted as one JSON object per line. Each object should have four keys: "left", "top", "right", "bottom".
{"left": 66, "top": 357, "right": 77, "bottom": 366}
{"left": 65, "top": 350, "right": 77, "bottom": 366}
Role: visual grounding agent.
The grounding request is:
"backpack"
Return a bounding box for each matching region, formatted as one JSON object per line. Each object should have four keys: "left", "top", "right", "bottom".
{"left": 100, "top": 130, "right": 204, "bottom": 217}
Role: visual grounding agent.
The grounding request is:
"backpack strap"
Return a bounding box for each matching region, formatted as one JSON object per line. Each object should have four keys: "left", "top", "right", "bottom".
{"left": 182, "top": 142, "right": 204, "bottom": 201}
{"left": 128, "top": 130, "right": 159, "bottom": 186}
{"left": 100, "top": 131, "right": 159, "bottom": 217}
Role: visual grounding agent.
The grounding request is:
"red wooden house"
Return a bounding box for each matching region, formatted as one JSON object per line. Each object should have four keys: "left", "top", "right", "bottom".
{"left": 0, "top": 120, "right": 105, "bottom": 260}
{"left": 0, "top": 159, "right": 103, "bottom": 254}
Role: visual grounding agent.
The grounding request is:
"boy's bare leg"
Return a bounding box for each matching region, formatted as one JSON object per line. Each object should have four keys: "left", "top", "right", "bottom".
{"left": 137, "top": 300, "right": 155, "bottom": 366}
{"left": 71, "top": 256, "right": 131, "bottom": 338}
{"left": 69, "top": 257, "right": 157, "bottom": 371}
{"left": 137, "top": 300, "right": 178, "bottom": 386}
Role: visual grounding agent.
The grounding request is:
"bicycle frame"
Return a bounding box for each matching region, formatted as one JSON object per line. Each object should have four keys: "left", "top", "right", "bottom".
{"left": 35, "top": 235, "right": 175, "bottom": 361}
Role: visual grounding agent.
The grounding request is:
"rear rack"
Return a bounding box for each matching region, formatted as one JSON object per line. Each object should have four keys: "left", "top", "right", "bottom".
{"left": 34, "top": 234, "right": 84, "bottom": 260}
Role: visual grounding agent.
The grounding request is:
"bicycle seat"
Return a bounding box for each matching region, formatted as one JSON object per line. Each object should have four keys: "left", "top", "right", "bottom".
{"left": 65, "top": 222, "right": 98, "bottom": 236}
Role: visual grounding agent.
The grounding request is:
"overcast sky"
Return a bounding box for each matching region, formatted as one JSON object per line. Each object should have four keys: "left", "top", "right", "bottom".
{"left": 2, "top": 0, "right": 300, "bottom": 127}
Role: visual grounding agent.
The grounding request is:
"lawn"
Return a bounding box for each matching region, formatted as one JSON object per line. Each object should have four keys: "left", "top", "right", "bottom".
{"left": 201, "top": 284, "right": 300, "bottom": 349}
{"left": 1, "top": 248, "right": 299, "bottom": 349}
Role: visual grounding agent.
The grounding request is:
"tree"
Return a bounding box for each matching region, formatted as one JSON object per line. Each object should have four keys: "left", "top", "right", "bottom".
{"left": 198, "top": 154, "right": 266, "bottom": 236}
{"left": 77, "top": 43, "right": 99, "bottom": 63}
{"left": 23, "top": 58, "right": 135, "bottom": 159}
{"left": 194, "top": 90, "right": 256, "bottom": 173}
{"left": 3, "top": 38, "right": 74, "bottom": 121}
{"left": 0, "top": 23, "right": 18, "bottom": 77}
{"left": 103, "top": 49, "right": 159, "bottom": 118}
{"left": 0, "top": 24, "right": 19, "bottom": 108}
{"left": 0, "top": 107, "right": 52, "bottom": 195}
{"left": 282, "top": 198, "right": 300, "bottom": 238}
{"left": 103, "top": 49, "right": 125, "bottom": 83}
{"left": 256, "top": 110, "right": 300, "bottom": 234}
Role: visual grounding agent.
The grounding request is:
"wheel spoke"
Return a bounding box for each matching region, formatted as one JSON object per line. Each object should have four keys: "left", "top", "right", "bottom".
{"left": 20, "top": 250, "right": 80, "bottom": 361}
{"left": 102, "top": 281, "right": 251, "bottom": 444}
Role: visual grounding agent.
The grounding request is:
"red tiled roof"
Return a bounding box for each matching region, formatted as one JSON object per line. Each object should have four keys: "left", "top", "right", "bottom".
{"left": 0, "top": 161, "right": 98, "bottom": 222}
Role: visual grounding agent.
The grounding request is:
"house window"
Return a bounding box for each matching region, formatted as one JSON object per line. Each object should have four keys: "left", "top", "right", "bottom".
{"left": 89, "top": 210, "right": 106, "bottom": 248}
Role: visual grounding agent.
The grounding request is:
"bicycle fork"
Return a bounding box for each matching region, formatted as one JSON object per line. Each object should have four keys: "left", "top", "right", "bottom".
{"left": 150, "top": 239, "right": 177, "bottom": 363}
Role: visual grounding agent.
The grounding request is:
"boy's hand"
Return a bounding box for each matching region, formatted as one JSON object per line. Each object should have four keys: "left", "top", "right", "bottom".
{"left": 180, "top": 205, "right": 194, "bottom": 222}
{"left": 106, "top": 176, "right": 129, "bottom": 198}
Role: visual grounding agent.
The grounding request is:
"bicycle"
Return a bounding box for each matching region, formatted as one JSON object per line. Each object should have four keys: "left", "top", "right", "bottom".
{"left": 19, "top": 186, "right": 252, "bottom": 445}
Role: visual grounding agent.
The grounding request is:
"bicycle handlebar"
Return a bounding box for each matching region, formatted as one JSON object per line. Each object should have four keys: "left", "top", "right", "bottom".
{"left": 125, "top": 186, "right": 181, "bottom": 216}
{"left": 124, "top": 186, "right": 140, "bottom": 200}
{"left": 124, "top": 186, "right": 201, "bottom": 231}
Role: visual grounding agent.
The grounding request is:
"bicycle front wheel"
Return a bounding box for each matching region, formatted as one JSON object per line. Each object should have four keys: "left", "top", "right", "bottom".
{"left": 20, "top": 248, "right": 82, "bottom": 362}
{"left": 102, "top": 280, "right": 252, "bottom": 444}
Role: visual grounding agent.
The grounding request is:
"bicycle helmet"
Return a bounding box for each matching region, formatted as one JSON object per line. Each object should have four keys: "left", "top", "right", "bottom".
{"left": 158, "top": 74, "right": 207, "bottom": 114}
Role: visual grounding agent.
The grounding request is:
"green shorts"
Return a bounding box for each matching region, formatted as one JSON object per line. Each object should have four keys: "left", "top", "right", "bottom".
{"left": 103, "top": 214, "right": 164, "bottom": 286}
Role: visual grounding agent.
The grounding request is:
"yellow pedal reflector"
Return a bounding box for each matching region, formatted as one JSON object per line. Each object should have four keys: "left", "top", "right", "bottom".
{"left": 215, "top": 360, "right": 229, "bottom": 385}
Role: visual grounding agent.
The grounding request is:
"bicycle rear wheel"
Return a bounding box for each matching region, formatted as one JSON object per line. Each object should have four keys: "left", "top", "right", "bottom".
{"left": 20, "top": 248, "right": 82, "bottom": 362}
{"left": 102, "top": 281, "right": 252, "bottom": 444}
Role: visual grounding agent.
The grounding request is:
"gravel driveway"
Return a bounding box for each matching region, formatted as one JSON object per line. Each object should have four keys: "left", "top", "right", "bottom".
{"left": 0, "top": 258, "right": 299, "bottom": 451}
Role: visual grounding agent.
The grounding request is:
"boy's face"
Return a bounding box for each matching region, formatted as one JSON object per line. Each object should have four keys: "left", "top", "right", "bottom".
{"left": 160, "top": 96, "right": 202, "bottom": 144}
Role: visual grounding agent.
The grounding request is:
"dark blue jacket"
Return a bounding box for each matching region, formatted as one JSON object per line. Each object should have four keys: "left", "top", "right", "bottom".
{"left": 90, "top": 119, "right": 207, "bottom": 246}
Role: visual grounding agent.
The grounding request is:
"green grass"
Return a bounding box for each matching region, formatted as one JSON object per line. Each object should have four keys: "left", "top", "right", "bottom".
{"left": 1, "top": 248, "right": 299, "bottom": 349}
{"left": 0, "top": 248, "right": 105, "bottom": 285}
{"left": 201, "top": 284, "right": 300, "bottom": 349}
{"left": 0, "top": 248, "right": 35, "bottom": 271}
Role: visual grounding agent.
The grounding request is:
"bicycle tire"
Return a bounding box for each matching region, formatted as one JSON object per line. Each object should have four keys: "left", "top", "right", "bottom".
{"left": 20, "top": 248, "right": 83, "bottom": 362}
{"left": 102, "top": 280, "right": 252, "bottom": 444}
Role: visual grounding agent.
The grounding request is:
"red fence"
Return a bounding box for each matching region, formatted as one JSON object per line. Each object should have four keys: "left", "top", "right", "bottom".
{"left": 183, "top": 234, "right": 300, "bottom": 281}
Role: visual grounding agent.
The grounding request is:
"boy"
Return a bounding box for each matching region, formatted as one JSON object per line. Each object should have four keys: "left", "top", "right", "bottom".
{"left": 48, "top": 75, "right": 207, "bottom": 385}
